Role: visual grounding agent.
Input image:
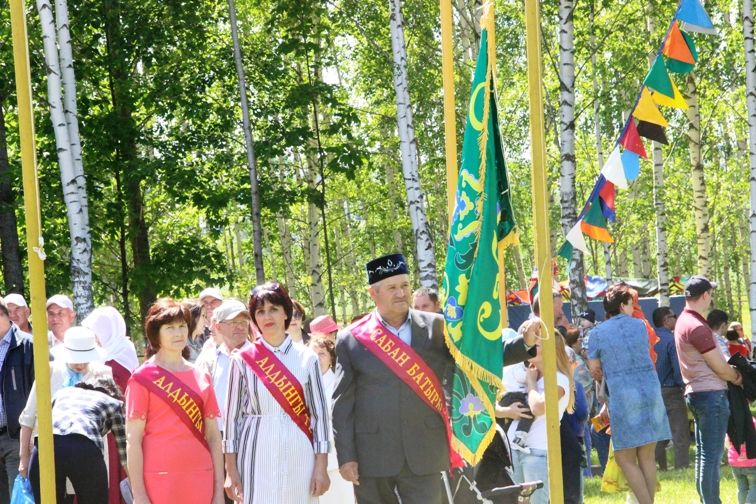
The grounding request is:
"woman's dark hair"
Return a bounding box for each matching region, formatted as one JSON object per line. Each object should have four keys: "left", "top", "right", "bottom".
{"left": 248, "top": 282, "right": 294, "bottom": 331}
{"left": 603, "top": 283, "right": 634, "bottom": 318}
{"left": 309, "top": 335, "right": 336, "bottom": 371}
{"left": 291, "top": 299, "right": 306, "bottom": 320}
{"left": 144, "top": 298, "right": 191, "bottom": 359}
{"left": 726, "top": 329, "right": 740, "bottom": 342}
{"left": 75, "top": 376, "right": 124, "bottom": 402}
{"left": 182, "top": 300, "right": 203, "bottom": 341}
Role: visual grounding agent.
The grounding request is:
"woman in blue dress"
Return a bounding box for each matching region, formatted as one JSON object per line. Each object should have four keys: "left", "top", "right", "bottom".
{"left": 588, "top": 283, "right": 671, "bottom": 504}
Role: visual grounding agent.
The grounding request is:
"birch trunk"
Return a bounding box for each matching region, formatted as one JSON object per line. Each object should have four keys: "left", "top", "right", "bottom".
{"left": 645, "top": 12, "right": 670, "bottom": 305}
{"left": 305, "top": 155, "right": 326, "bottom": 316}
{"left": 652, "top": 141, "right": 670, "bottom": 305}
{"left": 37, "top": 0, "right": 94, "bottom": 317}
{"left": 228, "top": 0, "right": 264, "bottom": 284}
{"left": 277, "top": 214, "right": 297, "bottom": 291}
{"left": 388, "top": 0, "right": 437, "bottom": 288}
{"left": 55, "top": 0, "right": 89, "bottom": 228}
{"left": 684, "top": 74, "right": 711, "bottom": 277}
{"left": 557, "top": 0, "right": 587, "bottom": 314}
{"left": 744, "top": 0, "right": 756, "bottom": 338}
{"left": 384, "top": 159, "right": 404, "bottom": 253}
{"left": 0, "top": 103, "right": 24, "bottom": 294}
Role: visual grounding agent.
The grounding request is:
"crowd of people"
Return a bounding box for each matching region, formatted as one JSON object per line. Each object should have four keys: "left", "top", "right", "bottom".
{"left": 0, "top": 257, "right": 752, "bottom": 504}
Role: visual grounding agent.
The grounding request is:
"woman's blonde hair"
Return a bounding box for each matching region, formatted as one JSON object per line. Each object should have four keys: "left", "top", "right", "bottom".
{"left": 554, "top": 332, "right": 575, "bottom": 413}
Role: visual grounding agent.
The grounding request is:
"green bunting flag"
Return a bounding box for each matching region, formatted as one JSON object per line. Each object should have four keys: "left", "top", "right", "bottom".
{"left": 644, "top": 57, "right": 674, "bottom": 98}
{"left": 442, "top": 15, "right": 516, "bottom": 464}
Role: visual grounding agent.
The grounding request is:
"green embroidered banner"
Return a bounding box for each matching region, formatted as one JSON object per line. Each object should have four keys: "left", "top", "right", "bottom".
{"left": 442, "top": 23, "right": 516, "bottom": 464}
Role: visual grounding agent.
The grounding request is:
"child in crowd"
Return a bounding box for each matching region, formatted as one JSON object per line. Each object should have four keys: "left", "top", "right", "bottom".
{"left": 727, "top": 329, "right": 751, "bottom": 359}
{"left": 500, "top": 361, "right": 534, "bottom": 453}
{"left": 728, "top": 418, "right": 756, "bottom": 504}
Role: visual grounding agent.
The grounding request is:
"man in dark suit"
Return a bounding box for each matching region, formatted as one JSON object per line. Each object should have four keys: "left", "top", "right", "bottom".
{"left": 333, "top": 253, "right": 538, "bottom": 504}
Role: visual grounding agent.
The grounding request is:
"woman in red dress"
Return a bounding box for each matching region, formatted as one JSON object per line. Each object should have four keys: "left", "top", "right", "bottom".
{"left": 125, "top": 299, "right": 224, "bottom": 504}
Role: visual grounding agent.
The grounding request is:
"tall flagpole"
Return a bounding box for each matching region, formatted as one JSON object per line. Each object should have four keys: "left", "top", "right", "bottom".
{"left": 440, "top": 0, "right": 457, "bottom": 227}
{"left": 524, "top": 0, "right": 564, "bottom": 502}
{"left": 9, "top": 1, "right": 57, "bottom": 502}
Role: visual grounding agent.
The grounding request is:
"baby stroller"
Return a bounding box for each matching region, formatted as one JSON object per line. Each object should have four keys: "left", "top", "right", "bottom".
{"left": 444, "top": 422, "right": 544, "bottom": 504}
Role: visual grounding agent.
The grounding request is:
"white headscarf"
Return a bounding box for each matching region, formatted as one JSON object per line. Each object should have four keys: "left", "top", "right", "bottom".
{"left": 82, "top": 306, "right": 139, "bottom": 372}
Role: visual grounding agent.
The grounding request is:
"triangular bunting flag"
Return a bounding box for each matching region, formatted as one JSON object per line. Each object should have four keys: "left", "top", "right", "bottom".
{"left": 566, "top": 222, "right": 588, "bottom": 254}
{"left": 636, "top": 120, "right": 669, "bottom": 144}
{"left": 666, "top": 29, "right": 699, "bottom": 74}
{"left": 600, "top": 146, "right": 628, "bottom": 189}
{"left": 677, "top": 0, "right": 717, "bottom": 35}
{"left": 663, "top": 22, "right": 696, "bottom": 64}
{"left": 620, "top": 120, "right": 648, "bottom": 158}
{"left": 621, "top": 149, "right": 641, "bottom": 181}
{"left": 644, "top": 57, "right": 674, "bottom": 98}
{"left": 558, "top": 222, "right": 589, "bottom": 261}
{"left": 598, "top": 177, "right": 616, "bottom": 222}
{"left": 652, "top": 79, "right": 688, "bottom": 109}
{"left": 580, "top": 197, "right": 614, "bottom": 243}
{"left": 633, "top": 88, "right": 669, "bottom": 127}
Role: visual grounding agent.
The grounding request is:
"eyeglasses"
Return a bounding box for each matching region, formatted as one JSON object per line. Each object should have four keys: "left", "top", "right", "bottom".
{"left": 292, "top": 312, "right": 303, "bottom": 320}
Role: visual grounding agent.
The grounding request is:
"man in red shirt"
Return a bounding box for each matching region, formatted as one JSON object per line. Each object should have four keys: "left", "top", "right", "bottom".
{"left": 675, "top": 276, "right": 742, "bottom": 504}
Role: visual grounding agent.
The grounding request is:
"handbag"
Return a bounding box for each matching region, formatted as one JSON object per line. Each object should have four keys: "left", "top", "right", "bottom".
{"left": 10, "top": 475, "right": 34, "bottom": 504}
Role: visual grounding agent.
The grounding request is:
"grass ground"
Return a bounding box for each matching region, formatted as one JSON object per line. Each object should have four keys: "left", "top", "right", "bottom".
{"left": 583, "top": 446, "right": 739, "bottom": 504}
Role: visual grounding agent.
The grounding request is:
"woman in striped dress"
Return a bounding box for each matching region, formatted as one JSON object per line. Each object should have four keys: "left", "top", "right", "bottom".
{"left": 224, "top": 283, "right": 330, "bottom": 504}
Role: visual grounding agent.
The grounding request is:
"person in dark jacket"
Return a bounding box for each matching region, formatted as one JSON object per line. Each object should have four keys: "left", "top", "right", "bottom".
{"left": 0, "top": 298, "right": 34, "bottom": 503}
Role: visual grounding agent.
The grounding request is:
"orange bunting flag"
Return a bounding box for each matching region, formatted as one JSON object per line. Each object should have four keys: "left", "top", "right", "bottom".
{"left": 663, "top": 22, "right": 696, "bottom": 64}
{"left": 620, "top": 120, "right": 647, "bottom": 158}
{"left": 632, "top": 88, "right": 669, "bottom": 127}
{"left": 652, "top": 79, "right": 688, "bottom": 109}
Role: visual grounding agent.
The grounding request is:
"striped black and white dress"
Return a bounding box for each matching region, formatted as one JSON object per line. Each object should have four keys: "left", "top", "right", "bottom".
{"left": 223, "top": 336, "right": 331, "bottom": 504}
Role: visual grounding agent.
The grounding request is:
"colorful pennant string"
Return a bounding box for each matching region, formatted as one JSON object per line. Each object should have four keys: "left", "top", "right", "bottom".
{"left": 559, "top": 0, "right": 715, "bottom": 263}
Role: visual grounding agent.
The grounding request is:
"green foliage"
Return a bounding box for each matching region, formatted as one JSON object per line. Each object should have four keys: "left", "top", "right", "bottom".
{"left": 0, "top": 0, "right": 752, "bottom": 329}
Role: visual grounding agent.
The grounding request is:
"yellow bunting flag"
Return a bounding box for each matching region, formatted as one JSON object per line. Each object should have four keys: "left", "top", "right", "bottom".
{"left": 652, "top": 79, "right": 688, "bottom": 109}
{"left": 632, "top": 88, "right": 668, "bottom": 127}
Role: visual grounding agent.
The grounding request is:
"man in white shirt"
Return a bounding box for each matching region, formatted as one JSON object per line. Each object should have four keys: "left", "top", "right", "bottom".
{"left": 46, "top": 295, "right": 75, "bottom": 348}
{"left": 196, "top": 299, "right": 252, "bottom": 424}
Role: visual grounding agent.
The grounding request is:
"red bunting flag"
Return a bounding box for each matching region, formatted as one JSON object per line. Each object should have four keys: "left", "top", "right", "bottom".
{"left": 663, "top": 22, "right": 696, "bottom": 64}
{"left": 620, "top": 120, "right": 648, "bottom": 158}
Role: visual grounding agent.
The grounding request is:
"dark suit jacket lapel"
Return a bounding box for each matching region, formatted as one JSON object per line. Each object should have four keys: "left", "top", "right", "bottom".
{"left": 410, "top": 310, "right": 430, "bottom": 351}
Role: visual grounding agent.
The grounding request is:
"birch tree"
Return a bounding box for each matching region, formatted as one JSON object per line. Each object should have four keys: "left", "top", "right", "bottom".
{"left": 228, "top": 0, "right": 265, "bottom": 284}
{"left": 388, "top": 0, "right": 437, "bottom": 289}
{"left": 684, "top": 74, "right": 711, "bottom": 278}
{"left": 37, "top": 0, "right": 94, "bottom": 317}
{"left": 557, "top": 0, "right": 587, "bottom": 313}
{"left": 647, "top": 11, "right": 669, "bottom": 306}
{"left": 744, "top": 0, "right": 756, "bottom": 338}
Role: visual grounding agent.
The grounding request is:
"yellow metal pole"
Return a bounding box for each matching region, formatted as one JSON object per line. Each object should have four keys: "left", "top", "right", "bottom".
{"left": 440, "top": 0, "right": 457, "bottom": 226}
{"left": 9, "top": 1, "right": 57, "bottom": 501}
{"left": 524, "top": 0, "right": 563, "bottom": 502}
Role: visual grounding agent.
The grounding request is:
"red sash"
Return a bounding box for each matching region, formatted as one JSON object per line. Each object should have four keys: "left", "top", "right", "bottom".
{"left": 351, "top": 312, "right": 463, "bottom": 470}
{"left": 130, "top": 364, "right": 209, "bottom": 451}
{"left": 238, "top": 342, "right": 314, "bottom": 445}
